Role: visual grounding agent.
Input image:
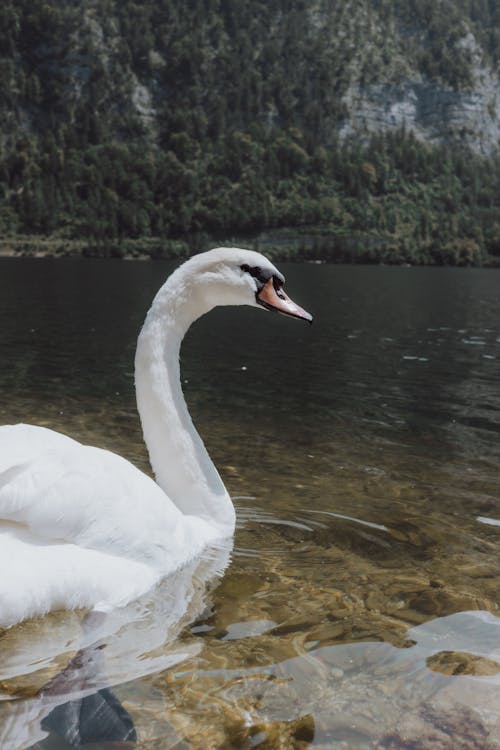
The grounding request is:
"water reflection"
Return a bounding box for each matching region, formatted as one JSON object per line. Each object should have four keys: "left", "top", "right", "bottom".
{"left": 38, "top": 661, "right": 136, "bottom": 748}
{"left": 0, "top": 541, "right": 232, "bottom": 749}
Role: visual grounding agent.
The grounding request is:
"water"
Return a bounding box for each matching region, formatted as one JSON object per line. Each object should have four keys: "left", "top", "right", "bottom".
{"left": 0, "top": 258, "right": 500, "bottom": 748}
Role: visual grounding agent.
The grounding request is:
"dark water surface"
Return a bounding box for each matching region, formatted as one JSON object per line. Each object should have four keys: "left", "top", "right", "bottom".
{"left": 0, "top": 259, "right": 500, "bottom": 748}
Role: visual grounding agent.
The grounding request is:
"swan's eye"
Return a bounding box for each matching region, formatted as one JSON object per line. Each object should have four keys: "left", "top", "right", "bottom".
{"left": 241, "top": 264, "right": 286, "bottom": 296}
{"left": 240, "top": 264, "right": 268, "bottom": 285}
{"left": 273, "top": 276, "right": 286, "bottom": 299}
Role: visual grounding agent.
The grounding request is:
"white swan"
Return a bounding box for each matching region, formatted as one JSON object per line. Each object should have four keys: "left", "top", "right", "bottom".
{"left": 0, "top": 247, "right": 312, "bottom": 627}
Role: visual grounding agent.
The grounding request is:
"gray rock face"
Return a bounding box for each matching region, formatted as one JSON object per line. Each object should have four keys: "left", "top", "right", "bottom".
{"left": 339, "top": 78, "right": 500, "bottom": 154}
{"left": 338, "top": 33, "right": 500, "bottom": 154}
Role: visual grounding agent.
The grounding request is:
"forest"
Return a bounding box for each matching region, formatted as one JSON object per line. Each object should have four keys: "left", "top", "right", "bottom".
{"left": 1, "top": 0, "right": 500, "bottom": 264}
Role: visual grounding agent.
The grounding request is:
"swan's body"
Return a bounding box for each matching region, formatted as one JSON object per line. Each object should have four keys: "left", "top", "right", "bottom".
{"left": 0, "top": 248, "right": 311, "bottom": 627}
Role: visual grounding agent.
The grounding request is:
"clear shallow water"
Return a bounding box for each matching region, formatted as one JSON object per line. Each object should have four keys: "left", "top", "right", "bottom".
{"left": 0, "top": 259, "right": 500, "bottom": 748}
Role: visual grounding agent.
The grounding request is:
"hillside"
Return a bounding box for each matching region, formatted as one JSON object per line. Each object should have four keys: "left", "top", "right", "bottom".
{"left": 1, "top": 0, "right": 500, "bottom": 263}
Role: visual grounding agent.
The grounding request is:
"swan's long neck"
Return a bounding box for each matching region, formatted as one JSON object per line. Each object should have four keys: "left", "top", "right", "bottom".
{"left": 134, "top": 269, "right": 236, "bottom": 535}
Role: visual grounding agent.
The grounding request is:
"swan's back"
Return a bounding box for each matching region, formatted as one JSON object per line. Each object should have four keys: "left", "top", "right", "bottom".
{"left": 0, "top": 423, "right": 79, "bottom": 471}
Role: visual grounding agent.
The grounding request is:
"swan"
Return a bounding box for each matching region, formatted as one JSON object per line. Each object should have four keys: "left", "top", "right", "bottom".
{"left": 0, "top": 247, "right": 312, "bottom": 628}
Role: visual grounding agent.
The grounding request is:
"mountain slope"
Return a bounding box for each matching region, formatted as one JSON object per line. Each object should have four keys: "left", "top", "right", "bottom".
{"left": 1, "top": 0, "right": 500, "bottom": 263}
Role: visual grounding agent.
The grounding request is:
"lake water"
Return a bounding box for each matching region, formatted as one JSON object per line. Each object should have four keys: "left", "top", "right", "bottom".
{"left": 0, "top": 258, "right": 500, "bottom": 749}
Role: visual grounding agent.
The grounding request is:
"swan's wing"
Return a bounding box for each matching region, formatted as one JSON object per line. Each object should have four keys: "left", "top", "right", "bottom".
{"left": 0, "top": 424, "right": 187, "bottom": 624}
{"left": 0, "top": 424, "right": 186, "bottom": 563}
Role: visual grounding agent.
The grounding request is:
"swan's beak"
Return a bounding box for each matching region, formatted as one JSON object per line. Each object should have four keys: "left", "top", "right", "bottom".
{"left": 257, "top": 277, "right": 313, "bottom": 324}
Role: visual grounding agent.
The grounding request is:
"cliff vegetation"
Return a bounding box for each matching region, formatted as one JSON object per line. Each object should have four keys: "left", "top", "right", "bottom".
{"left": 1, "top": 0, "right": 500, "bottom": 263}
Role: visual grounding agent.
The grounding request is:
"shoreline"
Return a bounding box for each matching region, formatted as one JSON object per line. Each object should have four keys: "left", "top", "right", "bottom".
{"left": 1, "top": 237, "right": 499, "bottom": 267}
{"left": 0, "top": 246, "right": 151, "bottom": 261}
{"left": 0, "top": 239, "right": 154, "bottom": 262}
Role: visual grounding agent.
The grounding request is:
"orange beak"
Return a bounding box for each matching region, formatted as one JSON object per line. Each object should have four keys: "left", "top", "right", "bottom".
{"left": 256, "top": 278, "right": 313, "bottom": 324}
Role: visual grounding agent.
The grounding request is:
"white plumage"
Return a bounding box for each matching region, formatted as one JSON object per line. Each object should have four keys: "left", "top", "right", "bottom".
{"left": 0, "top": 247, "right": 311, "bottom": 627}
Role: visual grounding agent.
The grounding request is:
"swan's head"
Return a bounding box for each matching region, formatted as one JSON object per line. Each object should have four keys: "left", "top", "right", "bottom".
{"left": 178, "top": 247, "right": 313, "bottom": 324}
